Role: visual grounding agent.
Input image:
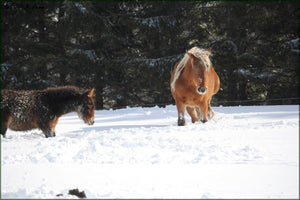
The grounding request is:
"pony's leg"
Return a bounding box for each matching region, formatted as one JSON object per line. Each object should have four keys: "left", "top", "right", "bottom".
{"left": 1, "top": 128, "right": 7, "bottom": 138}
{"left": 1, "top": 113, "right": 11, "bottom": 138}
{"left": 43, "top": 129, "right": 54, "bottom": 138}
{"left": 199, "top": 104, "right": 208, "bottom": 123}
{"left": 186, "top": 106, "right": 199, "bottom": 123}
{"left": 207, "top": 99, "right": 215, "bottom": 120}
{"left": 175, "top": 101, "right": 186, "bottom": 126}
{"left": 1, "top": 124, "right": 8, "bottom": 138}
{"left": 38, "top": 120, "right": 54, "bottom": 138}
{"left": 38, "top": 116, "right": 60, "bottom": 138}
{"left": 49, "top": 118, "right": 59, "bottom": 137}
{"left": 195, "top": 107, "right": 202, "bottom": 120}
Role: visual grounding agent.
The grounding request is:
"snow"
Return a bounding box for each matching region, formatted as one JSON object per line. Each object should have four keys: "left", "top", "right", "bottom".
{"left": 235, "top": 68, "right": 276, "bottom": 78}
{"left": 286, "top": 38, "right": 299, "bottom": 53}
{"left": 1, "top": 105, "right": 299, "bottom": 199}
{"left": 74, "top": 3, "right": 86, "bottom": 14}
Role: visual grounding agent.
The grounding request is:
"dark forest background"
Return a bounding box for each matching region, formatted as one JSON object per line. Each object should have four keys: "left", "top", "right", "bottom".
{"left": 1, "top": 1, "right": 299, "bottom": 109}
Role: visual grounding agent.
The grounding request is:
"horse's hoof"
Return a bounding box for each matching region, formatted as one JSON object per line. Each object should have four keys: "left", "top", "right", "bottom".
{"left": 45, "top": 132, "right": 54, "bottom": 138}
{"left": 45, "top": 135, "right": 55, "bottom": 138}
{"left": 88, "top": 120, "right": 94, "bottom": 125}
{"left": 178, "top": 119, "right": 185, "bottom": 126}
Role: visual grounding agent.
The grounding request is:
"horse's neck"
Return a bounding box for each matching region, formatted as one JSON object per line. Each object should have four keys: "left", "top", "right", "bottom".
{"left": 60, "top": 101, "right": 79, "bottom": 115}
{"left": 41, "top": 91, "right": 80, "bottom": 116}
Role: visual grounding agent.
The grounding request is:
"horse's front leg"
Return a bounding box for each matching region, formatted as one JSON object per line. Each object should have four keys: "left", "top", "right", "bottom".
{"left": 176, "top": 101, "right": 186, "bottom": 126}
{"left": 49, "top": 117, "right": 59, "bottom": 137}
{"left": 38, "top": 118, "right": 56, "bottom": 138}
{"left": 199, "top": 103, "right": 208, "bottom": 123}
{"left": 43, "top": 129, "right": 55, "bottom": 138}
{"left": 186, "top": 106, "right": 199, "bottom": 123}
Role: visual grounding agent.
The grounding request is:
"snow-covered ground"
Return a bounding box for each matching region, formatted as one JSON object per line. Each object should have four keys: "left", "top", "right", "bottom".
{"left": 1, "top": 105, "right": 299, "bottom": 199}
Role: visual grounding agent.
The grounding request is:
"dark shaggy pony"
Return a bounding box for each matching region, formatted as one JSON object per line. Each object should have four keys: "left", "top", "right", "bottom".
{"left": 1, "top": 86, "right": 95, "bottom": 138}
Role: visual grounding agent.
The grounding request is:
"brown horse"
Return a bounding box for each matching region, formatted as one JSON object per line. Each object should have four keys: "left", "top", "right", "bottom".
{"left": 1, "top": 86, "right": 95, "bottom": 138}
{"left": 170, "top": 47, "right": 220, "bottom": 126}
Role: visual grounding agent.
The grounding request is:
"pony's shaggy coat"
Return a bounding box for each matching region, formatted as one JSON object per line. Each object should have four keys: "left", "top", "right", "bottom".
{"left": 170, "top": 47, "right": 220, "bottom": 126}
{"left": 1, "top": 86, "right": 95, "bottom": 138}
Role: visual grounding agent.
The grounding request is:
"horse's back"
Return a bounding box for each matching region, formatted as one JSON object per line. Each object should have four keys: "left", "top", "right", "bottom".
{"left": 1, "top": 90, "right": 36, "bottom": 110}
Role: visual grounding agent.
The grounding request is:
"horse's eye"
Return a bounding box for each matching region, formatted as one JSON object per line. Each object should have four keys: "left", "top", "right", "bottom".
{"left": 88, "top": 103, "right": 94, "bottom": 109}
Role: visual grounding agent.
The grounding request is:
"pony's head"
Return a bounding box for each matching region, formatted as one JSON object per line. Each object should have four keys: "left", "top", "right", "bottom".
{"left": 187, "top": 47, "right": 212, "bottom": 95}
{"left": 77, "top": 88, "right": 95, "bottom": 125}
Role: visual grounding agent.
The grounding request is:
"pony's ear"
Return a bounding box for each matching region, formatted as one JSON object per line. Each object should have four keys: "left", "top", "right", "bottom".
{"left": 187, "top": 52, "right": 199, "bottom": 67}
{"left": 206, "top": 48, "right": 212, "bottom": 56}
{"left": 84, "top": 88, "right": 95, "bottom": 98}
{"left": 187, "top": 52, "right": 195, "bottom": 61}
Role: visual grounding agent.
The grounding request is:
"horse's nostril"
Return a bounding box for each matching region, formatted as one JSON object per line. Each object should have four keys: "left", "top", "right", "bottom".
{"left": 197, "top": 86, "right": 207, "bottom": 94}
{"left": 88, "top": 120, "right": 94, "bottom": 125}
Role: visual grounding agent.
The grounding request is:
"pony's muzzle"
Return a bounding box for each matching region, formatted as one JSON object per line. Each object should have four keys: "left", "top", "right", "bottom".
{"left": 197, "top": 86, "right": 208, "bottom": 94}
{"left": 88, "top": 118, "right": 95, "bottom": 125}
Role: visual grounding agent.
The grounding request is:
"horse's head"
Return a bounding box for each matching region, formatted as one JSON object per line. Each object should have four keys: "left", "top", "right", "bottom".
{"left": 77, "top": 88, "right": 95, "bottom": 125}
{"left": 187, "top": 48, "right": 212, "bottom": 95}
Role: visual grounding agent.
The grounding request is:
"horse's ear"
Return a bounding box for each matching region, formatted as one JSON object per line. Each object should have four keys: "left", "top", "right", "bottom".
{"left": 89, "top": 88, "right": 95, "bottom": 98}
{"left": 187, "top": 52, "right": 195, "bottom": 61}
{"left": 84, "top": 88, "right": 95, "bottom": 98}
{"left": 206, "top": 48, "right": 212, "bottom": 56}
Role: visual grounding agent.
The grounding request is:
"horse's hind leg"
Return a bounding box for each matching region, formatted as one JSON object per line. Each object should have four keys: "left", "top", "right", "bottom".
{"left": 1, "top": 125, "right": 8, "bottom": 138}
{"left": 1, "top": 113, "right": 12, "bottom": 138}
{"left": 186, "top": 106, "right": 199, "bottom": 123}
{"left": 207, "top": 106, "right": 215, "bottom": 120}
{"left": 207, "top": 99, "right": 215, "bottom": 120}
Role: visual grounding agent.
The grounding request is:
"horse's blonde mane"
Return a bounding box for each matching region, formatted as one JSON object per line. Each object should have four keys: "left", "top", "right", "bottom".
{"left": 171, "top": 47, "right": 211, "bottom": 92}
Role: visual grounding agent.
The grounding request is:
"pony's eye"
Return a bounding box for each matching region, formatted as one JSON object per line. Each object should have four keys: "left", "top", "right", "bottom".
{"left": 87, "top": 103, "right": 94, "bottom": 109}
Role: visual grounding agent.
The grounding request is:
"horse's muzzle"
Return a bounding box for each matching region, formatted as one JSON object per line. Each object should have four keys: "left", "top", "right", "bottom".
{"left": 88, "top": 119, "right": 94, "bottom": 125}
{"left": 197, "top": 86, "right": 208, "bottom": 95}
